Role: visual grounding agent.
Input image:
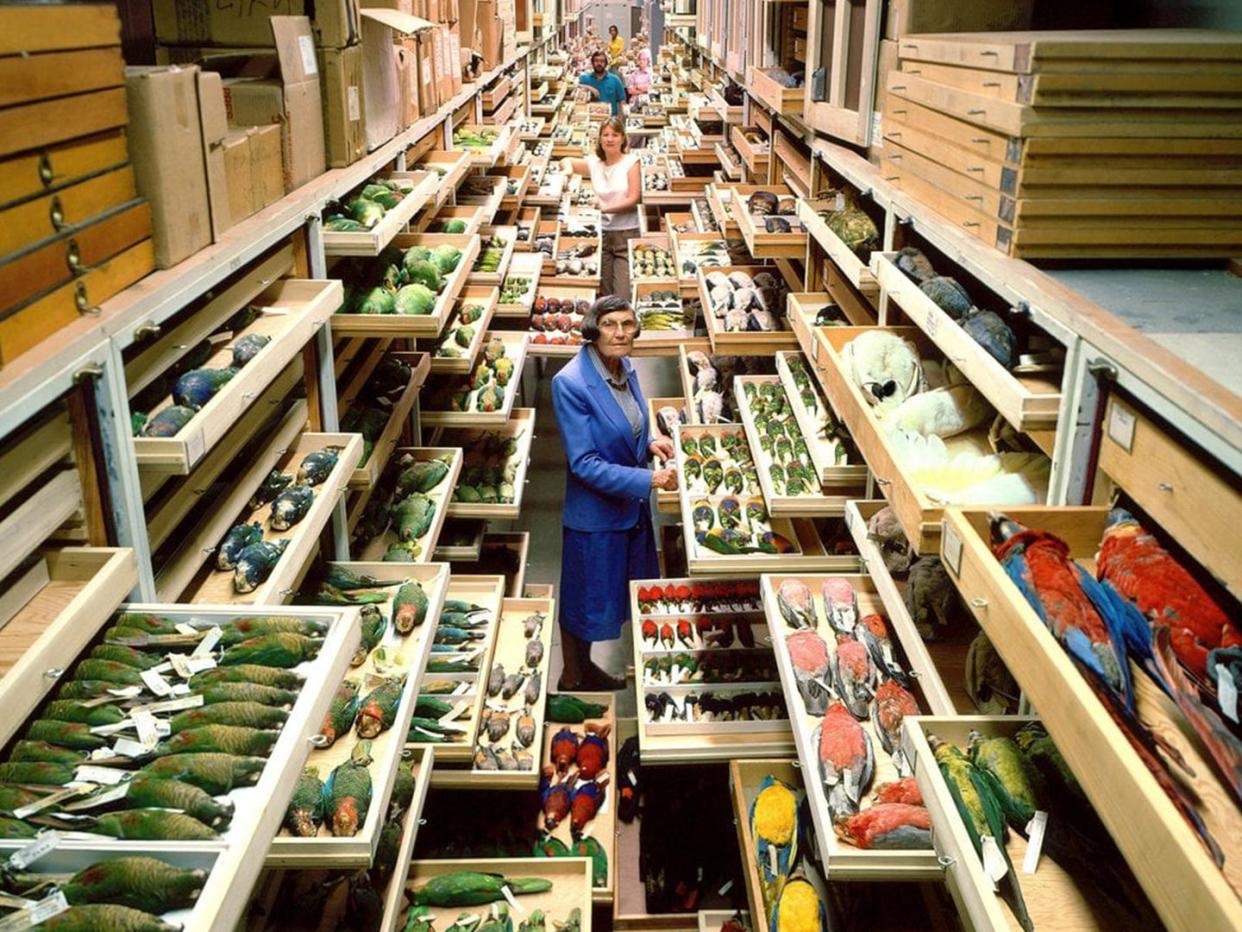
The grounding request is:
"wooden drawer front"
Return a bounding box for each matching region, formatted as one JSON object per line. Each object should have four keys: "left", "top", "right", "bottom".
{"left": 0, "top": 87, "right": 129, "bottom": 159}
{"left": 0, "top": 47, "right": 124, "bottom": 108}
{"left": 0, "top": 131, "right": 129, "bottom": 208}
{"left": 1098, "top": 395, "right": 1242, "bottom": 598}
{"left": 0, "top": 5, "right": 120, "bottom": 54}
{"left": 0, "top": 237, "right": 153, "bottom": 365}
{"left": 0, "top": 165, "right": 137, "bottom": 258}
{"left": 0, "top": 200, "right": 150, "bottom": 311}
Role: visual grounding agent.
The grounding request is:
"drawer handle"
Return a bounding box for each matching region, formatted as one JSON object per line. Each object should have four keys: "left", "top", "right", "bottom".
{"left": 74, "top": 281, "right": 100, "bottom": 317}
{"left": 66, "top": 240, "right": 82, "bottom": 273}
{"left": 50, "top": 195, "right": 66, "bottom": 230}
{"left": 38, "top": 153, "right": 54, "bottom": 185}
{"left": 937, "top": 854, "right": 956, "bottom": 869}
{"left": 874, "top": 477, "right": 891, "bottom": 486}
{"left": 44, "top": 667, "right": 65, "bottom": 679}
{"left": 308, "top": 734, "right": 330, "bottom": 748}
{"left": 1158, "top": 482, "right": 1173, "bottom": 492}
{"left": 970, "top": 597, "right": 989, "bottom": 609}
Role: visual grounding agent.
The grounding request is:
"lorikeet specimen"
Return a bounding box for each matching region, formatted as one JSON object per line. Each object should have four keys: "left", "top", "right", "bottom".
{"left": 575, "top": 723, "right": 611, "bottom": 780}
{"left": 749, "top": 775, "right": 800, "bottom": 914}
{"left": 816, "top": 701, "right": 873, "bottom": 822}
{"left": 539, "top": 766, "right": 571, "bottom": 830}
{"left": 835, "top": 803, "right": 931, "bottom": 850}
{"left": 1098, "top": 507, "right": 1241, "bottom": 683}
{"left": 570, "top": 775, "right": 607, "bottom": 837}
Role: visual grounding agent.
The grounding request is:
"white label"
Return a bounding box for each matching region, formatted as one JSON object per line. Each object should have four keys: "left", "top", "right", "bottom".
{"left": 980, "top": 834, "right": 1009, "bottom": 884}
{"left": 0, "top": 891, "right": 69, "bottom": 930}
{"left": 718, "top": 879, "right": 733, "bottom": 896}
{"left": 75, "top": 765, "right": 127, "bottom": 785}
{"left": 834, "top": 191, "right": 845, "bottom": 212}
{"left": 941, "top": 522, "right": 963, "bottom": 578}
{"left": 193, "top": 626, "right": 223, "bottom": 658}
{"left": 175, "top": 624, "right": 198, "bottom": 636}
{"left": 500, "top": 886, "right": 526, "bottom": 914}
{"left": 131, "top": 710, "right": 161, "bottom": 749}
{"left": 8, "top": 831, "right": 62, "bottom": 870}
{"left": 171, "top": 683, "right": 192, "bottom": 696}
{"left": 13, "top": 786, "right": 85, "bottom": 820}
{"left": 1218, "top": 667, "right": 1238, "bottom": 723}
{"left": 348, "top": 85, "right": 361, "bottom": 122}
{"left": 64, "top": 781, "right": 130, "bottom": 811}
{"left": 767, "top": 842, "right": 780, "bottom": 876}
{"left": 186, "top": 429, "right": 206, "bottom": 464}
{"left": 133, "top": 694, "right": 203, "bottom": 715}
{"left": 113, "top": 737, "right": 152, "bottom": 759}
{"left": 141, "top": 668, "right": 174, "bottom": 697}
{"left": 924, "top": 307, "right": 939, "bottom": 338}
{"left": 1107, "top": 401, "right": 1136, "bottom": 453}
{"left": 423, "top": 60, "right": 432, "bottom": 84}
{"left": 627, "top": 769, "right": 638, "bottom": 785}
{"left": 169, "top": 654, "right": 193, "bottom": 679}
{"left": 299, "top": 35, "right": 318, "bottom": 76}
{"left": 106, "top": 686, "right": 142, "bottom": 700}
{"left": 186, "top": 656, "right": 217, "bottom": 674}
{"left": 453, "top": 682, "right": 471, "bottom": 695}
{"left": 871, "top": 111, "right": 882, "bottom": 147}
{"left": 1022, "top": 811, "right": 1048, "bottom": 874}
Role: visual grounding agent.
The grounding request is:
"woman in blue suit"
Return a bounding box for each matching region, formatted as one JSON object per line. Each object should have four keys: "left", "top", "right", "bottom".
{"left": 552, "top": 295, "right": 678, "bottom": 689}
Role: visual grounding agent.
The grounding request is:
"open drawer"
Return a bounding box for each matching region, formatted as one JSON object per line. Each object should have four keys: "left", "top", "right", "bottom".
{"left": 133, "top": 279, "right": 338, "bottom": 475}
{"left": 489, "top": 163, "right": 532, "bottom": 210}
{"left": 706, "top": 183, "right": 743, "bottom": 235}
{"left": 648, "top": 395, "right": 687, "bottom": 514}
{"left": 805, "top": 326, "right": 1051, "bottom": 554}
{"left": 468, "top": 225, "right": 518, "bottom": 286}
{"left": 323, "top": 171, "right": 439, "bottom": 256}
{"left": 731, "top": 186, "right": 806, "bottom": 260}
{"left": 432, "top": 518, "right": 487, "bottom": 562}
{"left": 774, "top": 351, "right": 870, "bottom": 490}
{"left": 699, "top": 263, "right": 801, "bottom": 356}
{"left": 496, "top": 252, "right": 543, "bottom": 318}
{"left": 443, "top": 407, "right": 537, "bottom": 520}
{"left": 412, "top": 149, "right": 473, "bottom": 207}
{"left": 452, "top": 124, "right": 514, "bottom": 168}
{"left": 353, "top": 447, "right": 463, "bottom": 563}
{"left": 343, "top": 351, "right": 431, "bottom": 491}
{"left": 420, "top": 203, "right": 488, "bottom": 236}
{"left": 529, "top": 283, "right": 595, "bottom": 355}
{"left": 872, "top": 252, "right": 1061, "bottom": 433}
{"left": 156, "top": 418, "right": 363, "bottom": 603}
{"left": 456, "top": 173, "right": 506, "bottom": 223}
{"left": 729, "top": 758, "right": 801, "bottom": 924}
{"left": 629, "top": 576, "right": 795, "bottom": 762}
{"left": 330, "top": 233, "right": 482, "bottom": 338}
{"left": 268, "top": 562, "right": 449, "bottom": 867}
{"left": 448, "top": 531, "right": 531, "bottom": 597}
{"left": 0, "top": 601, "right": 358, "bottom": 931}
{"left": 940, "top": 505, "right": 1242, "bottom": 931}
{"left": 904, "top": 714, "right": 1152, "bottom": 932}
{"left": 420, "top": 330, "right": 530, "bottom": 427}
{"left": 426, "top": 286, "right": 500, "bottom": 375}
{"left": 786, "top": 291, "right": 877, "bottom": 360}
{"left": 798, "top": 197, "right": 880, "bottom": 299}
{"left": 730, "top": 125, "right": 770, "bottom": 178}
{"left": 758, "top": 573, "right": 943, "bottom": 880}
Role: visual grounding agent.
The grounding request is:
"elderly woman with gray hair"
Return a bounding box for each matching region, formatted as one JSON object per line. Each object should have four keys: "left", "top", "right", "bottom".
{"left": 551, "top": 295, "right": 678, "bottom": 689}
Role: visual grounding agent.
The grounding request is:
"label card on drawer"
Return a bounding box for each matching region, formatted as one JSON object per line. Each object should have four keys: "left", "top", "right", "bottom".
{"left": 186, "top": 428, "right": 206, "bottom": 464}
{"left": 1107, "top": 401, "right": 1136, "bottom": 453}
{"left": 941, "top": 522, "right": 963, "bottom": 577}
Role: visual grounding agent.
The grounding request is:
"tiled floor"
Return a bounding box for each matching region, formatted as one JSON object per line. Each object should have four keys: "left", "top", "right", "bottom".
{"left": 511, "top": 352, "right": 684, "bottom": 718}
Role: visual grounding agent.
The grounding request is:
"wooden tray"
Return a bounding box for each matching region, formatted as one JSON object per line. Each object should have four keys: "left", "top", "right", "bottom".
{"left": 758, "top": 574, "right": 942, "bottom": 879}
{"left": 330, "top": 234, "right": 482, "bottom": 338}
{"left": 774, "top": 351, "right": 869, "bottom": 489}
{"left": 713, "top": 142, "right": 743, "bottom": 181}
{"left": 375, "top": 747, "right": 436, "bottom": 928}
{"left": 407, "top": 574, "right": 507, "bottom": 765}
{"left": 628, "top": 234, "right": 679, "bottom": 285}
{"left": 453, "top": 124, "right": 514, "bottom": 168}
{"left": 729, "top": 759, "right": 799, "bottom": 925}
{"left": 513, "top": 205, "right": 542, "bottom": 254}
{"left": 468, "top": 225, "right": 519, "bottom": 286}
{"left": 449, "top": 532, "right": 531, "bottom": 598}
{"left": 786, "top": 291, "right": 877, "bottom": 360}
{"left": 456, "top": 173, "right": 506, "bottom": 224}
{"left": 267, "top": 562, "right": 449, "bottom": 867}
{"left": 489, "top": 164, "right": 532, "bottom": 211}
{"left": 872, "top": 252, "right": 1062, "bottom": 432}
{"left": 432, "top": 519, "right": 487, "bottom": 561}
{"left": 535, "top": 220, "right": 561, "bottom": 276}
{"left": 806, "top": 326, "right": 1050, "bottom": 554}
{"left": 412, "top": 150, "right": 473, "bottom": 208}
{"left": 133, "top": 279, "right": 338, "bottom": 475}
{"left": 425, "top": 286, "right": 500, "bottom": 375}
{"left": 345, "top": 351, "right": 431, "bottom": 491}
{"left": 159, "top": 426, "right": 363, "bottom": 604}
{"left": 941, "top": 505, "right": 1242, "bottom": 931}
{"left": 549, "top": 234, "right": 603, "bottom": 289}
{"left": 481, "top": 75, "right": 512, "bottom": 111}
{"left": 671, "top": 232, "right": 730, "bottom": 282}
{"left": 355, "top": 447, "right": 463, "bottom": 564}
{"left": 747, "top": 68, "right": 806, "bottom": 117}
{"left": 419, "top": 204, "right": 488, "bottom": 236}
{"left": 383, "top": 858, "right": 594, "bottom": 932}
{"left": 798, "top": 198, "right": 880, "bottom": 298}
{"left": 442, "top": 407, "right": 537, "bottom": 520}
{"left": 905, "top": 714, "right": 1145, "bottom": 932}
{"left": 420, "top": 331, "right": 530, "bottom": 427}
{"left": 730, "top": 125, "right": 771, "bottom": 178}
{"left": 698, "top": 263, "right": 801, "bottom": 356}
{"left": 323, "top": 171, "right": 439, "bottom": 256}
{"left": 496, "top": 252, "right": 543, "bottom": 318}
{"left": 732, "top": 186, "right": 806, "bottom": 260}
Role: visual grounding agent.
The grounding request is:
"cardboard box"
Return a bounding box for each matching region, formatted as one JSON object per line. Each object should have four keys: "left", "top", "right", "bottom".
{"left": 476, "top": 2, "right": 501, "bottom": 68}
{"left": 416, "top": 30, "right": 438, "bottom": 115}
{"left": 361, "top": 0, "right": 413, "bottom": 12}
{"left": 434, "top": 25, "right": 453, "bottom": 103}
{"left": 319, "top": 44, "right": 366, "bottom": 166}
{"left": 447, "top": 27, "right": 463, "bottom": 95}
{"left": 357, "top": 9, "right": 433, "bottom": 151}
{"left": 250, "top": 124, "right": 284, "bottom": 208}
{"left": 395, "top": 44, "right": 419, "bottom": 127}
{"left": 152, "top": 0, "right": 360, "bottom": 49}
{"left": 458, "top": 0, "right": 481, "bottom": 56}
{"left": 195, "top": 70, "right": 232, "bottom": 241}
{"left": 216, "top": 17, "right": 326, "bottom": 192}
{"left": 124, "top": 65, "right": 212, "bottom": 268}
{"left": 222, "top": 131, "right": 253, "bottom": 224}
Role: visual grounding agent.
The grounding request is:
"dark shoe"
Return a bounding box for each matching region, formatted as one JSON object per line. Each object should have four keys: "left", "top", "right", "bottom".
{"left": 583, "top": 663, "right": 628, "bottom": 691}
{"left": 556, "top": 675, "right": 586, "bottom": 692}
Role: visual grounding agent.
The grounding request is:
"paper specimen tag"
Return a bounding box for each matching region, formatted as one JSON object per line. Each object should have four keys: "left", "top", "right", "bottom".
{"left": 8, "top": 831, "right": 62, "bottom": 870}
{"left": 168, "top": 654, "right": 193, "bottom": 679}
{"left": 186, "top": 656, "right": 217, "bottom": 674}
{"left": 141, "top": 668, "right": 174, "bottom": 697}
{"left": 64, "top": 781, "right": 130, "bottom": 811}
{"left": 113, "top": 737, "right": 151, "bottom": 759}
{"left": 1218, "top": 667, "right": 1238, "bottom": 724}
{"left": 192, "top": 626, "right": 223, "bottom": 658}
{"left": 131, "top": 710, "right": 162, "bottom": 749}
{"left": 500, "top": 886, "right": 525, "bottom": 914}
{"left": 980, "top": 834, "right": 1009, "bottom": 884}
{"left": 0, "top": 890, "right": 68, "bottom": 930}
{"left": 1022, "top": 811, "right": 1048, "bottom": 874}
{"left": 298, "top": 35, "right": 318, "bottom": 76}
{"left": 1107, "top": 401, "right": 1136, "bottom": 453}
{"left": 105, "top": 686, "right": 142, "bottom": 700}
{"left": 627, "top": 769, "right": 638, "bottom": 785}
{"left": 718, "top": 879, "right": 733, "bottom": 896}
{"left": 13, "top": 786, "right": 86, "bottom": 820}
{"left": 767, "top": 842, "right": 780, "bottom": 876}
{"left": 941, "top": 521, "right": 963, "bottom": 577}
{"left": 133, "top": 694, "right": 203, "bottom": 716}
{"left": 175, "top": 624, "right": 198, "bottom": 636}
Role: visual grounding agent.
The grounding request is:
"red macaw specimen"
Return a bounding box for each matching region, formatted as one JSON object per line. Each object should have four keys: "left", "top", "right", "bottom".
{"left": 834, "top": 802, "right": 931, "bottom": 850}
{"left": 1098, "top": 507, "right": 1241, "bottom": 683}
{"left": 831, "top": 636, "right": 876, "bottom": 720}
{"left": 816, "top": 701, "right": 873, "bottom": 822}
{"left": 872, "top": 680, "right": 919, "bottom": 777}
{"left": 641, "top": 619, "right": 658, "bottom": 648}
{"left": 659, "top": 622, "right": 675, "bottom": 650}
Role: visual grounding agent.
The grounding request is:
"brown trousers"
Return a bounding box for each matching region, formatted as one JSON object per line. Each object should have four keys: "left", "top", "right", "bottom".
{"left": 602, "top": 227, "right": 640, "bottom": 302}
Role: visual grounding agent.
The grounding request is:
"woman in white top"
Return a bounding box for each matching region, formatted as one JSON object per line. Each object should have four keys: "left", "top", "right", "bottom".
{"left": 562, "top": 117, "right": 642, "bottom": 300}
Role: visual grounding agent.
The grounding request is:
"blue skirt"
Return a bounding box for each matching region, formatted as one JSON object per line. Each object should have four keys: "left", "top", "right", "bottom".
{"left": 560, "top": 506, "right": 659, "bottom": 642}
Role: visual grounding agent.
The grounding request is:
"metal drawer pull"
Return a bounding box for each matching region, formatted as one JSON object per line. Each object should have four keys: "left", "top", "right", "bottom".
{"left": 308, "top": 734, "right": 330, "bottom": 748}
{"left": 970, "top": 597, "right": 988, "bottom": 608}
{"left": 44, "top": 668, "right": 64, "bottom": 679}
{"left": 1158, "top": 482, "right": 1173, "bottom": 492}
{"left": 50, "top": 196, "right": 66, "bottom": 229}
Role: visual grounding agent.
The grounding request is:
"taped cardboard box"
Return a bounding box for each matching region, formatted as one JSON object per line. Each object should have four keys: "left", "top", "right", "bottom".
{"left": 222, "top": 131, "right": 253, "bottom": 224}
{"left": 359, "top": 8, "right": 434, "bottom": 151}
{"left": 152, "top": 0, "right": 360, "bottom": 49}
{"left": 396, "top": 44, "right": 420, "bottom": 127}
{"left": 447, "top": 26, "right": 463, "bottom": 96}
{"left": 124, "top": 65, "right": 211, "bottom": 268}
{"left": 319, "top": 44, "right": 367, "bottom": 166}
{"left": 250, "top": 124, "right": 284, "bottom": 208}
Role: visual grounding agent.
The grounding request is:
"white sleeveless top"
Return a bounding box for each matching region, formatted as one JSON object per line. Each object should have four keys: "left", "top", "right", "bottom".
{"left": 587, "top": 154, "right": 640, "bottom": 231}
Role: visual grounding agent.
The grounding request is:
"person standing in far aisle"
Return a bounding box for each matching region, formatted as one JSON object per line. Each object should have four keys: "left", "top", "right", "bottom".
{"left": 626, "top": 48, "right": 654, "bottom": 102}
{"left": 551, "top": 296, "right": 677, "bottom": 690}
{"left": 561, "top": 118, "right": 641, "bottom": 300}
{"left": 608, "top": 25, "right": 625, "bottom": 62}
{"left": 577, "top": 49, "right": 627, "bottom": 116}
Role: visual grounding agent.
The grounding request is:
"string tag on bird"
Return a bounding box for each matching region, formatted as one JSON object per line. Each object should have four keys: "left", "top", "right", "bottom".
{"left": 500, "top": 886, "right": 527, "bottom": 915}
{"left": 0, "top": 890, "right": 68, "bottom": 931}
{"left": 980, "top": 835, "right": 1009, "bottom": 884}
{"left": 192, "top": 625, "right": 223, "bottom": 658}
{"left": 1219, "top": 667, "right": 1238, "bottom": 724}
{"left": 140, "top": 667, "right": 175, "bottom": 697}
{"left": 1022, "top": 811, "right": 1048, "bottom": 874}
{"left": 13, "top": 786, "right": 90, "bottom": 820}
{"left": 132, "top": 694, "right": 203, "bottom": 716}
{"left": 7, "top": 830, "right": 62, "bottom": 871}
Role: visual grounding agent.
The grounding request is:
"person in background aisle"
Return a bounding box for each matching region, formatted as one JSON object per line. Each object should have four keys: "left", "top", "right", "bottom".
{"left": 561, "top": 117, "right": 641, "bottom": 300}
{"left": 577, "top": 49, "right": 627, "bottom": 116}
{"left": 608, "top": 25, "right": 625, "bottom": 62}
{"left": 626, "top": 48, "right": 654, "bottom": 102}
{"left": 551, "top": 296, "right": 677, "bottom": 690}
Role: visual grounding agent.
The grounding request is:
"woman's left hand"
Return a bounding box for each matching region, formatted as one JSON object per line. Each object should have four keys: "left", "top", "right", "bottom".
{"left": 649, "top": 438, "right": 674, "bottom": 463}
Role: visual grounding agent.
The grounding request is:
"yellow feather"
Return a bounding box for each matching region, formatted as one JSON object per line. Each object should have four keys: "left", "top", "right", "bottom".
{"left": 753, "top": 782, "right": 797, "bottom": 845}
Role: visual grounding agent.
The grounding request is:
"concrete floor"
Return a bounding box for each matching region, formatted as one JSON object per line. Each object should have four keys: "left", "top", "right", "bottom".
{"left": 511, "top": 352, "right": 685, "bottom": 718}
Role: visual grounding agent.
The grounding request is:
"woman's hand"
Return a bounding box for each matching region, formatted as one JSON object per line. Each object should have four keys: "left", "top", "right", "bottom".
{"left": 649, "top": 438, "right": 674, "bottom": 463}
{"left": 650, "top": 467, "right": 679, "bottom": 491}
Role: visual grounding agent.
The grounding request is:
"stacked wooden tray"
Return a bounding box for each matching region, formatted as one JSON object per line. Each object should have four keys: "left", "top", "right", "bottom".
{"left": 886, "top": 30, "right": 1242, "bottom": 258}
{"left": 354, "top": 447, "right": 462, "bottom": 564}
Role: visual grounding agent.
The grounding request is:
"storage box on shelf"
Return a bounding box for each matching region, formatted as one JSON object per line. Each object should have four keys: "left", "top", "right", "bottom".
{"left": 330, "top": 233, "right": 481, "bottom": 338}
{"left": 0, "top": 600, "right": 359, "bottom": 931}
{"left": 157, "top": 425, "right": 363, "bottom": 603}
{"left": 732, "top": 185, "right": 807, "bottom": 260}
{"left": 425, "top": 286, "right": 500, "bottom": 375}
{"left": 340, "top": 350, "right": 431, "bottom": 491}
{"left": 440, "top": 407, "right": 537, "bottom": 520}
{"left": 405, "top": 573, "right": 507, "bottom": 765}
{"left": 268, "top": 562, "right": 449, "bottom": 867}
{"left": 629, "top": 576, "right": 795, "bottom": 762}
{"left": 759, "top": 573, "right": 942, "bottom": 878}
{"left": 131, "top": 278, "right": 338, "bottom": 475}
{"left": 420, "top": 331, "right": 530, "bottom": 427}
{"left": 698, "top": 263, "right": 801, "bottom": 356}
{"left": 940, "top": 505, "right": 1242, "bottom": 931}
{"left": 672, "top": 423, "right": 854, "bottom": 576}
{"left": 411, "top": 149, "right": 473, "bottom": 208}
{"left": 323, "top": 171, "right": 439, "bottom": 257}
{"left": 352, "top": 447, "right": 463, "bottom": 564}
{"left": 804, "top": 326, "right": 1051, "bottom": 554}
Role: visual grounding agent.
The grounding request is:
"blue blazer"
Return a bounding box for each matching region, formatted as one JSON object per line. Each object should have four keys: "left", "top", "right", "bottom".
{"left": 552, "top": 347, "right": 652, "bottom": 532}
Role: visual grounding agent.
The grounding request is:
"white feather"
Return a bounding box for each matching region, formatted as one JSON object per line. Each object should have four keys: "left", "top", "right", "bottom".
{"left": 842, "top": 331, "right": 925, "bottom": 410}
{"left": 884, "top": 384, "right": 991, "bottom": 439}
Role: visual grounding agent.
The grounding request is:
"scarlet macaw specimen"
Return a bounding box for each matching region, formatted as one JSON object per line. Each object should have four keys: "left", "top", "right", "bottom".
{"left": 834, "top": 802, "right": 931, "bottom": 850}
{"left": 816, "top": 701, "right": 873, "bottom": 822}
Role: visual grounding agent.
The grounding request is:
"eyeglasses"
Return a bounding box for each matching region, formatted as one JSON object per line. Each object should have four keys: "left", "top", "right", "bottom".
{"left": 598, "top": 317, "right": 638, "bottom": 333}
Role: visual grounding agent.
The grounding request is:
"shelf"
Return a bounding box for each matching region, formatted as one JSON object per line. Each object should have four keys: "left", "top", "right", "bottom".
{"left": 355, "top": 446, "right": 463, "bottom": 564}
{"left": 419, "top": 204, "right": 488, "bottom": 236}
{"left": 444, "top": 407, "right": 537, "bottom": 520}
{"left": 941, "top": 505, "right": 1242, "bottom": 931}
{"left": 448, "top": 531, "right": 530, "bottom": 598}
{"left": 421, "top": 330, "right": 530, "bottom": 427}
{"left": 346, "top": 351, "right": 431, "bottom": 492}
{"left": 0, "top": 469, "right": 81, "bottom": 581}
{"left": 323, "top": 171, "right": 439, "bottom": 257}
